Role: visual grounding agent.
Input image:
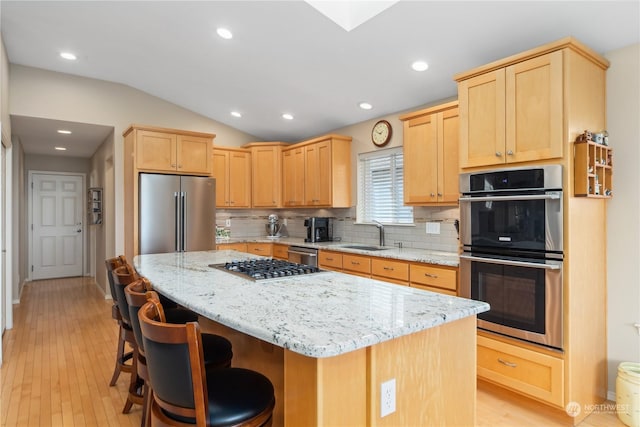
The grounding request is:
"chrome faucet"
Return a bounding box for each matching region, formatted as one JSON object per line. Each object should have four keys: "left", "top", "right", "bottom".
{"left": 372, "top": 220, "right": 385, "bottom": 247}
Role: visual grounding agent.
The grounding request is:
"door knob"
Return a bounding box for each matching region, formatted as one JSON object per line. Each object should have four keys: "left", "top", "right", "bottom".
{"left": 76, "top": 229, "right": 82, "bottom": 233}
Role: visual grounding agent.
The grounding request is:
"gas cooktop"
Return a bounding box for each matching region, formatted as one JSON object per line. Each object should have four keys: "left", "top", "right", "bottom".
{"left": 210, "top": 259, "right": 322, "bottom": 281}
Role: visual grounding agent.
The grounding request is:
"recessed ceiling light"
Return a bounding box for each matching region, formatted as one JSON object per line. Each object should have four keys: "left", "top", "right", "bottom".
{"left": 57, "top": 129, "right": 72, "bottom": 134}
{"left": 282, "top": 113, "right": 294, "bottom": 120}
{"left": 359, "top": 102, "right": 373, "bottom": 110}
{"left": 60, "top": 52, "right": 77, "bottom": 61}
{"left": 216, "top": 28, "right": 233, "bottom": 40}
{"left": 54, "top": 146, "right": 67, "bottom": 151}
{"left": 411, "top": 60, "right": 429, "bottom": 72}
{"left": 230, "top": 111, "right": 242, "bottom": 118}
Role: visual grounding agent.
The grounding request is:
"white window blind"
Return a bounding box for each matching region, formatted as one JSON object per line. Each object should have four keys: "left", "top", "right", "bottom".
{"left": 357, "top": 147, "right": 413, "bottom": 224}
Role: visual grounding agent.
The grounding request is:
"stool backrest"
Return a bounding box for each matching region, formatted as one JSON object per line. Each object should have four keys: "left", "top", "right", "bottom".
{"left": 138, "top": 300, "right": 208, "bottom": 425}
{"left": 112, "top": 264, "right": 138, "bottom": 324}
{"left": 124, "top": 278, "right": 154, "bottom": 354}
{"left": 105, "top": 256, "right": 127, "bottom": 303}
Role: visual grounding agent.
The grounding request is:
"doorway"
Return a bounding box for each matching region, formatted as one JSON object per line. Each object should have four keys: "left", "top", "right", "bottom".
{"left": 29, "top": 172, "right": 85, "bottom": 280}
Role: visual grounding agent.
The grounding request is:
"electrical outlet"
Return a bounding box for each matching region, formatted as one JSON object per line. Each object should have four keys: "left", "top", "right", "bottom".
{"left": 225, "top": 219, "right": 231, "bottom": 227}
{"left": 380, "top": 378, "right": 396, "bottom": 417}
{"left": 426, "top": 222, "right": 440, "bottom": 234}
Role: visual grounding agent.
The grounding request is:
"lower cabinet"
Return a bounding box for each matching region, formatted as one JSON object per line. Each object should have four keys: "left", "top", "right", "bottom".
{"left": 246, "top": 243, "right": 273, "bottom": 257}
{"left": 371, "top": 258, "right": 409, "bottom": 285}
{"left": 409, "top": 263, "right": 457, "bottom": 295}
{"left": 216, "top": 242, "right": 248, "bottom": 252}
{"left": 272, "top": 243, "right": 289, "bottom": 260}
{"left": 342, "top": 254, "right": 371, "bottom": 276}
{"left": 318, "top": 250, "right": 343, "bottom": 271}
{"left": 477, "top": 334, "right": 564, "bottom": 407}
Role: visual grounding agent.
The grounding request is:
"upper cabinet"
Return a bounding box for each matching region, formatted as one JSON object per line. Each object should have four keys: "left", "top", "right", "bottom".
{"left": 131, "top": 126, "right": 213, "bottom": 175}
{"left": 456, "top": 42, "right": 586, "bottom": 168}
{"left": 243, "top": 142, "right": 288, "bottom": 208}
{"left": 283, "top": 134, "right": 352, "bottom": 208}
{"left": 212, "top": 147, "right": 251, "bottom": 208}
{"left": 400, "top": 101, "right": 459, "bottom": 205}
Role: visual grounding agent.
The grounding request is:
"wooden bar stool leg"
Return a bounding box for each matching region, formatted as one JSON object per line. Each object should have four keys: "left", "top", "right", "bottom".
{"left": 109, "top": 324, "right": 133, "bottom": 386}
{"left": 122, "top": 347, "right": 144, "bottom": 413}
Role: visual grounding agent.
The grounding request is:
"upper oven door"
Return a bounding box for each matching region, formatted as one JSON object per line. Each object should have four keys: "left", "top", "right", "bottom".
{"left": 459, "top": 190, "right": 563, "bottom": 254}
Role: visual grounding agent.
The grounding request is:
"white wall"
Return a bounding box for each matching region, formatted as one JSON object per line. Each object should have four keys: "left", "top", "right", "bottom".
{"left": 9, "top": 64, "right": 258, "bottom": 293}
{"left": 605, "top": 43, "right": 640, "bottom": 396}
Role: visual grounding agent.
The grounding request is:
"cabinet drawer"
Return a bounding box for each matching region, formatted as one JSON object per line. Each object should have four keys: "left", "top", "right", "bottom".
{"left": 272, "top": 244, "right": 289, "bottom": 260}
{"left": 217, "top": 242, "right": 247, "bottom": 252}
{"left": 410, "top": 264, "right": 457, "bottom": 292}
{"left": 371, "top": 258, "right": 409, "bottom": 282}
{"left": 342, "top": 254, "right": 371, "bottom": 275}
{"left": 477, "top": 335, "right": 564, "bottom": 407}
{"left": 319, "top": 251, "right": 343, "bottom": 270}
{"left": 410, "top": 283, "right": 456, "bottom": 296}
{"left": 246, "top": 243, "right": 272, "bottom": 256}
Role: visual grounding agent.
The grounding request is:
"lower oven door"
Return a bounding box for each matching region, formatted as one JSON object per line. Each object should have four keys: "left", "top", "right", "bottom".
{"left": 460, "top": 254, "right": 563, "bottom": 350}
{"left": 287, "top": 246, "right": 318, "bottom": 268}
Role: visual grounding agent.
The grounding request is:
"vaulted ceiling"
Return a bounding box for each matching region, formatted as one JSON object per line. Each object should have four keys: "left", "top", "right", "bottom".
{"left": 2, "top": 1, "right": 639, "bottom": 157}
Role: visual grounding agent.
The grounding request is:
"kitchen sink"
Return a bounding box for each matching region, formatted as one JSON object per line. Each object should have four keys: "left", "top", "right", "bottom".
{"left": 342, "top": 245, "right": 389, "bottom": 251}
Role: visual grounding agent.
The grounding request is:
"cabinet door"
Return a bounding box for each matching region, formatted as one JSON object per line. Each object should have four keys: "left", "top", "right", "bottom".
{"left": 272, "top": 244, "right": 289, "bottom": 260}
{"left": 459, "top": 69, "right": 506, "bottom": 168}
{"left": 404, "top": 114, "right": 438, "bottom": 204}
{"left": 177, "top": 135, "right": 212, "bottom": 175}
{"left": 246, "top": 242, "right": 272, "bottom": 256}
{"left": 212, "top": 149, "right": 229, "bottom": 207}
{"left": 438, "top": 108, "right": 460, "bottom": 204}
{"left": 283, "top": 147, "right": 305, "bottom": 207}
{"left": 216, "top": 242, "right": 247, "bottom": 252}
{"left": 305, "top": 142, "right": 332, "bottom": 206}
{"left": 228, "top": 150, "right": 251, "bottom": 208}
{"left": 136, "top": 130, "right": 177, "bottom": 171}
{"left": 506, "top": 51, "right": 563, "bottom": 163}
{"left": 252, "top": 146, "right": 281, "bottom": 208}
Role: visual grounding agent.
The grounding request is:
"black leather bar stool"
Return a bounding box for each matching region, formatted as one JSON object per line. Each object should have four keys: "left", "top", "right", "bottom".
{"left": 138, "top": 299, "right": 275, "bottom": 427}
{"left": 105, "top": 256, "right": 135, "bottom": 387}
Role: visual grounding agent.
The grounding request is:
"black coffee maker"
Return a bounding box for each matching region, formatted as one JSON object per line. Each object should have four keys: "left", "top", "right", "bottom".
{"left": 304, "top": 217, "right": 333, "bottom": 242}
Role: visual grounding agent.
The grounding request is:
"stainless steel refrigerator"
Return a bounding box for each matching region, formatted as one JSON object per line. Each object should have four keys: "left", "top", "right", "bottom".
{"left": 139, "top": 173, "right": 216, "bottom": 254}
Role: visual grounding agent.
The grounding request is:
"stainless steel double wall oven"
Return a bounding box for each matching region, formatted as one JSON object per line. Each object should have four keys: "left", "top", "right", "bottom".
{"left": 459, "top": 165, "right": 564, "bottom": 350}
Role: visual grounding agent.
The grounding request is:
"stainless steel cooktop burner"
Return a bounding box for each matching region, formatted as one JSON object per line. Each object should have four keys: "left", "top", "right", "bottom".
{"left": 210, "top": 259, "right": 322, "bottom": 281}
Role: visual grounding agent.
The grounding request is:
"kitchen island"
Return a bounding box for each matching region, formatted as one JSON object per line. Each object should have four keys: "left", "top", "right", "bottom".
{"left": 134, "top": 250, "right": 489, "bottom": 426}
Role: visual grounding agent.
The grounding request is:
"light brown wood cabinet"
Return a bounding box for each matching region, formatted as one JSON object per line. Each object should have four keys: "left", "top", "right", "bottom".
{"left": 272, "top": 243, "right": 289, "bottom": 260}
{"left": 409, "top": 263, "right": 457, "bottom": 296}
{"left": 477, "top": 334, "right": 564, "bottom": 407}
{"left": 133, "top": 128, "right": 213, "bottom": 175}
{"left": 216, "top": 242, "right": 248, "bottom": 252}
{"left": 400, "top": 101, "right": 459, "bottom": 205}
{"left": 243, "top": 142, "right": 288, "bottom": 208}
{"left": 282, "top": 146, "right": 305, "bottom": 207}
{"left": 456, "top": 50, "right": 563, "bottom": 168}
{"left": 123, "top": 125, "right": 215, "bottom": 259}
{"left": 283, "top": 134, "right": 352, "bottom": 208}
{"left": 342, "top": 253, "right": 371, "bottom": 276}
{"left": 318, "top": 250, "right": 343, "bottom": 271}
{"left": 212, "top": 147, "right": 251, "bottom": 208}
{"left": 246, "top": 242, "right": 273, "bottom": 257}
{"left": 371, "top": 258, "right": 409, "bottom": 285}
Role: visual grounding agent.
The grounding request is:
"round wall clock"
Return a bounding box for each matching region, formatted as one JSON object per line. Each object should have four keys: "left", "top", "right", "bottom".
{"left": 372, "top": 120, "right": 392, "bottom": 147}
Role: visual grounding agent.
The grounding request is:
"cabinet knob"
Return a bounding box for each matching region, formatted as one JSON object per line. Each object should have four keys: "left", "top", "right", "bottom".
{"left": 171, "top": 163, "right": 177, "bottom": 167}
{"left": 507, "top": 150, "right": 513, "bottom": 156}
{"left": 437, "top": 193, "right": 443, "bottom": 197}
{"left": 495, "top": 152, "right": 502, "bottom": 157}
{"left": 430, "top": 193, "right": 435, "bottom": 197}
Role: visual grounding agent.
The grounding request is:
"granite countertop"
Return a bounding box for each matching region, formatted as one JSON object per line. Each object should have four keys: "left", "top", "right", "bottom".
{"left": 216, "top": 237, "right": 460, "bottom": 267}
{"left": 134, "top": 250, "right": 488, "bottom": 358}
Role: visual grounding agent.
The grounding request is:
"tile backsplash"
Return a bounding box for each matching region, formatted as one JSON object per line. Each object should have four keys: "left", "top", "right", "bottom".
{"left": 217, "top": 206, "right": 460, "bottom": 253}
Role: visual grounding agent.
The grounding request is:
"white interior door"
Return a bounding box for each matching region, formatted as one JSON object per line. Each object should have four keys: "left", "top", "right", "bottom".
{"left": 1, "top": 143, "right": 5, "bottom": 353}
{"left": 31, "top": 173, "right": 84, "bottom": 280}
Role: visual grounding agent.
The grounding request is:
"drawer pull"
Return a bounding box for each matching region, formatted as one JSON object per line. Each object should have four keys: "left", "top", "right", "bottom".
{"left": 351, "top": 261, "right": 360, "bottom": 265}
{"left": 424, "top": 273, "right": 439, "bottom": 278}
{"left": 498, "top": 358, "right": 518, "bottom": 368}
{"left": 326, "top": 257, "right": 334, "bottom": 261}
{"left": 383, "top": 267, "right": 394, "bottom": 271}
{"left": 254, "top": 248, "right": 262, "bottom": 251}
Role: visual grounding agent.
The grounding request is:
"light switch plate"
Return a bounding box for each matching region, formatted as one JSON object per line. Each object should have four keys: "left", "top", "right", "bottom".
{"left": 225, "top": 219, "right": 231, "bottom": 227}
{"left": 426, "top": 222, "right": 440, "bottom": 234}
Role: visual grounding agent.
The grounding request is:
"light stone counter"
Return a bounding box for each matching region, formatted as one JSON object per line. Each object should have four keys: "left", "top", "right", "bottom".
{"left": 134, "top": 250, "right": 487, "bottom": 358}
{"left": 216, "top": 237, "right": 461, "bottom": 267}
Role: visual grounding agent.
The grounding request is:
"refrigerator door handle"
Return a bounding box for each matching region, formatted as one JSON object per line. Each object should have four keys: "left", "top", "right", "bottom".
{"left": 174, "top": 192, "right": 181, "bottom": 251}
{"left": 181, "top": 192, "right": 187, "bottom": 252}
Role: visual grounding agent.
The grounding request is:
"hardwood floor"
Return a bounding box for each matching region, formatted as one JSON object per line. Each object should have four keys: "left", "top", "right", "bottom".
{"left": 1, "top": 278, "right": 626, "bottom": 427}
